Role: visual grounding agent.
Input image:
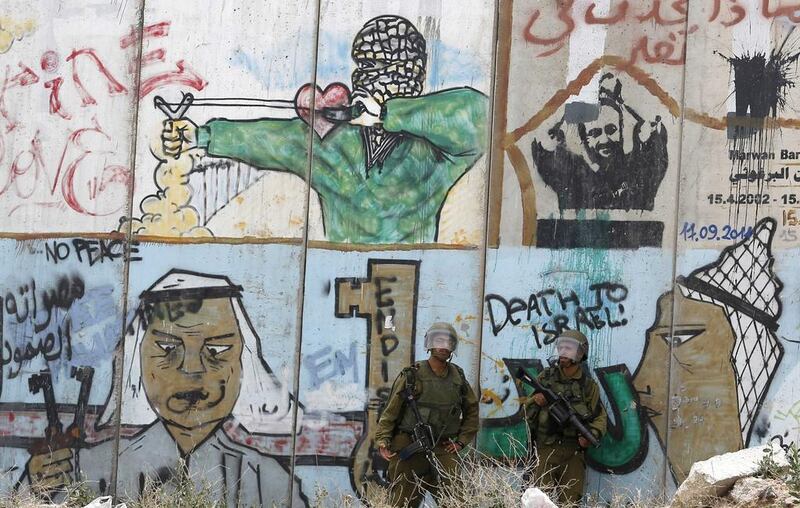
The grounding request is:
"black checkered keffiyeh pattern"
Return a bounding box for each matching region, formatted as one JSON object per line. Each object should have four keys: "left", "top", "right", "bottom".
{"left": 351, "top": 15, "right": 427, "bottom": 104}
{"left": 693, "top": 220, "right": 781, "bottom": 319}
{"left": 680, "top": 218, "right": 783, "bottom": 445}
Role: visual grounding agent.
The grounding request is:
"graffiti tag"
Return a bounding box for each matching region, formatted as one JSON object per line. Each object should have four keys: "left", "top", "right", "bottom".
{"left": 1, "top": 274, "right": 83, "bottom": 394}
{"left": 486, "top": 282, "right": 628, "bottom": 347}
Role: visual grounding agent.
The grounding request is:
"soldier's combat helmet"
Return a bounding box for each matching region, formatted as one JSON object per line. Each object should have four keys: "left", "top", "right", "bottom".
{"left": 424, "top": 322, "right": 458, "bottom": 353}
{"left": 554, "top": 329, "right": 589, "bottom": 363}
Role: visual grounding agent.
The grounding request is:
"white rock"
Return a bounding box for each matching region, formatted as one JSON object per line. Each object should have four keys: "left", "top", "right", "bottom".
{"left": 521, "top": 487, "right": 558, "bottom": 508}
{"left": 82, "top": 497, "right": 112, "bottom": 508}
{"left": 81, "top": 497, "right": 127, "bottom": 508}
{"left": 670, "top": 443, "right": 789, "bottom": 507}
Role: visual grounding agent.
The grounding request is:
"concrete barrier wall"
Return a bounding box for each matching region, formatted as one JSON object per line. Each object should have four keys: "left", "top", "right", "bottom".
{"left": 0, "top": 0, "right": 798, "bottom": 505}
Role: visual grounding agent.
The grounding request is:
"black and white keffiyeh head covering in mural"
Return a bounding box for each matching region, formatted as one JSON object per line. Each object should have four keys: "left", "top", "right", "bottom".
{"left": 97, "top": 270, "right": 299, "bottom": 435}
{"left": 677, "top": 218, "right": 783, "bottom": 445}
{"left": 351, "top": 15, "right": 426, "bottom": 104}
{"left": 351, "top": 15, "right": 427, "bottom": 171}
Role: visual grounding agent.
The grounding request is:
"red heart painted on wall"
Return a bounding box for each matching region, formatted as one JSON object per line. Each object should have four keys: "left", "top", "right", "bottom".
{"left": 294, "top": 82, "right": 351, "bottom": 139}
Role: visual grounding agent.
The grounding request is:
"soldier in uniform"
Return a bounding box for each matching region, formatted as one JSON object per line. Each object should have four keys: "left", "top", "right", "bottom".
{"left": 374, "top": 322, "right": 480, "bottom": 508}
{"left": 525, "top": 330, "right": 608, "bottom": 505}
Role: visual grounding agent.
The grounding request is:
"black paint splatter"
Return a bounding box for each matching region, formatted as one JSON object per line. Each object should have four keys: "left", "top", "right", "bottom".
{"left": 723, "top": 49, "right": 800, "bottom": 119}
{"left": 716, "top": 32, "right": 800, "bottom": 228}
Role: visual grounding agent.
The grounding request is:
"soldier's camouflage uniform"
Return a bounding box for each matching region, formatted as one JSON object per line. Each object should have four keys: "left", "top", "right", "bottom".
{"left": 375, "top": 361, "right": 479, "bottom": 508}
{"left": 524, "top": 365, "right": 608, "bottom": 505}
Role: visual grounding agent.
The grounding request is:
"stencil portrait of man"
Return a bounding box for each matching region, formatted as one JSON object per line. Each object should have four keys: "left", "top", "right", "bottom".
{"left": 531, "top": 73, "right": 668, "bottom": 211}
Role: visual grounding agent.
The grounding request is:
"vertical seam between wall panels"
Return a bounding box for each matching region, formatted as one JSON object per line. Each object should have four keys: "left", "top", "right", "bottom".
{"left": 474, "top": 0, "right": 503, "bottom": 446}
{"left": 287, "top": 0, "right": 323, "bottom": 505}
{"left": 662, "top": 7, "right": 693, "bottom": 500}
{"left": 486, "top": 0, "right": 512, "bottom": 248}
{"left": 110, "top": 0, "right": 147, "bottom": 498}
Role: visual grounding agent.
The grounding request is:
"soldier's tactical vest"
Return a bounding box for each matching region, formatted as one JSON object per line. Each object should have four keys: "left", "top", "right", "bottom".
{"left": 532, "top": 367, "right": 594, "bottom": 445}
{"left": 397, "top": 361, "right": 466, "bottom": 440}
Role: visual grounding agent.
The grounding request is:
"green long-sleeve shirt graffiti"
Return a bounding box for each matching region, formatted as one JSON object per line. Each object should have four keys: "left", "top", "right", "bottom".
{"left": 196, "top": 88, "right": 488, "bottom": 244}
{"left": 374, "top": 362, "right": 480, "bottom": 449}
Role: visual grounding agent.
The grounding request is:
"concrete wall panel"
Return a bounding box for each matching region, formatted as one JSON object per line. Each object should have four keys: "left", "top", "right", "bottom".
{"left": 1, "top": 0, "right": 799, "bottom": 506}
{"left": 0, "top": 0, "right": 138, "bottom": 232}
{"left": 127, "top": 0, "right": 318, "bottom": 241}
{"left": 116, "top": 242, "right": 305, "bottom": 505}
{"left": 0, "top": 236, "right": 127, "bottom": 494}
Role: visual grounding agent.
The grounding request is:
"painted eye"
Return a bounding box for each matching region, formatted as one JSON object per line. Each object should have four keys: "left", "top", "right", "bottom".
{"left": 156, "top": 341, "right": 177, "bottom": 354}
{"left": 206, "top": 344, "right": 232, "bottom": 356}
{"left": 659, "top": 329, "right": 704, "bottom": 347}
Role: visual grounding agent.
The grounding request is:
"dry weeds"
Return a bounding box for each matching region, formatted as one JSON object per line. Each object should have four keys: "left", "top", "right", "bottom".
{"left": 0, "top": 436, "right": 679, "bottom": 507}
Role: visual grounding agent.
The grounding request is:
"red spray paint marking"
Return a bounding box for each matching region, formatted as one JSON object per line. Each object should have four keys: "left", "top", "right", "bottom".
{"left": 138, "top": 60, "right": 207, "bottom": 99}
{"left": 119, "top": 21, "right": 170, "bottom": 49}
{"left": 66, "top": 49, "right": 128, "bottom": 107}
{"left": 0, "top": 19, "right": 209, "bottom": 217}
{"left": 0, "top": 119, "right": 129, "bottom": 216}
{"left": 40, "top": 51, "right": 59, "bottom": 74}
{"left": 522, "top": 0, "right": 755, "bottom": 62}
{"left": 44, "top": 78, "right": 70, "bottom": 120}
{"left": 586, "top": 1, "right": 629, "bottom": 25}
{"left": 141, "top": 48, "right": 166, "bottom": 68}
{"left": 0, "top": 64, "right": 40, "bottom": 132}
{"left": 762, "top": 0, "right": 800, "bottom": 22}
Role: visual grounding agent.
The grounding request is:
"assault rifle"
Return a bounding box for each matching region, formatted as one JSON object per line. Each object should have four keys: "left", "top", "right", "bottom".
{"left": 397, "top": 384, "right": 439, "bottom": 480}
{"left": 515, "top": 367, "right": 600, "bottom": 447}
{"left": 28, "top": 366, "right": 95, "bottom": 455}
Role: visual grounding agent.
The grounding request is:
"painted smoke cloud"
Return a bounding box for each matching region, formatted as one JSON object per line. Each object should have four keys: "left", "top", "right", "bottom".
{"left": 120, "top": 148, "right": 213, "bottom": 238}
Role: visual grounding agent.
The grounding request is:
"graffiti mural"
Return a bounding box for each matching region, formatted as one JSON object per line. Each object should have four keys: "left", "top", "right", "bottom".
{"left": 334, "top": 259, "right": 419, "bottom": 495}
{"left": 479, "top": 274, "right": 646, "bottom": 475}
{"left": 634, "top": 217, "right": 786, "bottom": 482}
{"left": 18, "top": 269, "right": 305, "bottom": 505}
{"left": 488, "top": 0, "right": 686, "bottom": 248}
{"left": 129, "top": 14, "right": 489, "bottom": 244}
{"left": 294, "top": 247, "right": 483, "bottom": 505}
{"left": 516, "top": 67, "right": 673, "bottom": 249}
{"left": 0, "top": 236, "right": 125, "bottom": 494}
{"left": 485, "top": 280, "right": 630, "bottom": 347}
{"left": 5, "top": 0, "right": 800, "bottom": 506}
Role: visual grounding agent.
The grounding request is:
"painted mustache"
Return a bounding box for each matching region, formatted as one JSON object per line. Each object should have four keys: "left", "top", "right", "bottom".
{"left": 165, "top": 386, "right": 226, "bottom": 414}
{"left": 173, "top": 389, "right": 209, "bottom": 404}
